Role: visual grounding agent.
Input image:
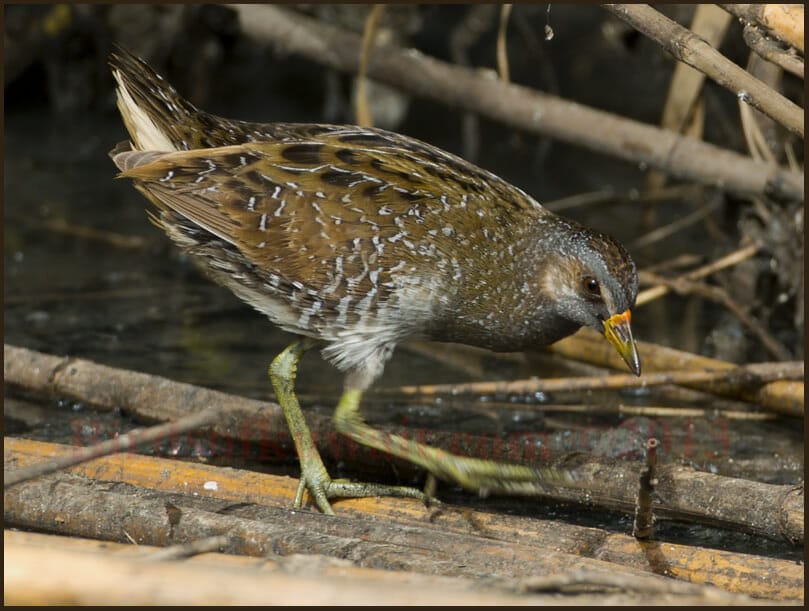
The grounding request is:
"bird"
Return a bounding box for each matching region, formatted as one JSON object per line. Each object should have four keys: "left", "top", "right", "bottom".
{"left": 109, "top": 49, "right": 641, "bottom": 515}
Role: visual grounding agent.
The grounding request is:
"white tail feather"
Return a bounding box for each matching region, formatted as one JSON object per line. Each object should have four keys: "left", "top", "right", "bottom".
{"left": 113, "top": 69, "right": 177, "bottom": 153}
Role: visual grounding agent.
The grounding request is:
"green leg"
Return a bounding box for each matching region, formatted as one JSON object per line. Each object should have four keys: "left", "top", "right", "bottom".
{"left": 334, "top": 389, "right": 582, "bottom": 498}
{"left": 269, "top": 340, "right": 431, "bottom": 515}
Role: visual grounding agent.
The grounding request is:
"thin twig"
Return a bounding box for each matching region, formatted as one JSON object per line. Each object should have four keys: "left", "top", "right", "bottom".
{"left": 631, "top": 192, "right": 722, "bottom": 249}
{"left": 37, "top": 218, "right": 147, "bottom": 249}
{"left": 740, "top": 50, "right": 783, "bottom": 164}
{"left": 635, "top": 244, "right": 760, "bottom": 307}
{"left": 633, "top": 438, "right": 658, "bottom": 539}
{"left": 392, "top": 361, "right": 803, "bottom": 397}
{"left": 461, "top": 401, "right": 774, "bottom": 421}
{"left": 642, "top": 253, "right": 704, "bottom": 273}
{"left": 142, "top": 536, "right": 231, "bottom": 561}
{"left": 458, "top": 402, "right": 777, "bottom": 420}
{"left": 604, "top": 4, "right": 803, "bottom": 137}
{"left": 740, "top": 96, "right": 777, "bottom": 164}
{"left": 543, "top": 188, "right": 617, "bottom": 212}
{"left": 3, "top": 407, "right": 221, "bottom": 488}
{"left": 544, "top": 184, "right": 706, "bottom": 213}
{"left": 549, "top": 330, "right": 803, "bottom": 416}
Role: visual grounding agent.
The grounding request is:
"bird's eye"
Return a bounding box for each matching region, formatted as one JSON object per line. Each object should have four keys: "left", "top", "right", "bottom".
{"left": 583, "top": 276, "right": 601, "bottom": 298}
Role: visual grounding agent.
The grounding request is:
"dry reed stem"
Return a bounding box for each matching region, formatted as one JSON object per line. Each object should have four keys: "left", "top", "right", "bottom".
{"left": 496, "top": 4, "right": 513, "bottom": 83}
{"left": 635, "top": 244, "right": 760, "bottom": 306}
{"left": 393, "top": 361, "right": 803, "bottom": 397}
{"left": 549, "top": 330, "right": 803, "bottom": 416}
{"left": 354, "top": 4, "right": 384, "bottom": 127}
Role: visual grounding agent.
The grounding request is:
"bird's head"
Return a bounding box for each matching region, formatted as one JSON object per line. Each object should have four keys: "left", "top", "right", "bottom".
{"left": 539, "top": 223, "right": 641, "bottom": 375}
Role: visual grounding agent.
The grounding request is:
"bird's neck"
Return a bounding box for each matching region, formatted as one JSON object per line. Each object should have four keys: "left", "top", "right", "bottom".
{"left": 428, "top": 218, "right": 579, "bottom": 351}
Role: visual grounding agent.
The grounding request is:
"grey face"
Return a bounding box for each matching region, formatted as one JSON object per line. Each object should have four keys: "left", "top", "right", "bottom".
{"left": 538, "top": 226, "right": 638, "bottom": 332}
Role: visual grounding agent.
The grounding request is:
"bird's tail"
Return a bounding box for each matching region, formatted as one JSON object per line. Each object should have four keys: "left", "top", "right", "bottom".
{"left": 109, "top": 48, "right": 202, "bottom": 153}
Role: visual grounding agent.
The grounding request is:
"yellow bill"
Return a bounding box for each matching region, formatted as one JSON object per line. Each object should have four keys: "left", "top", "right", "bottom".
{"left": 603, "top": 309, "right": 641, "bottom": 376}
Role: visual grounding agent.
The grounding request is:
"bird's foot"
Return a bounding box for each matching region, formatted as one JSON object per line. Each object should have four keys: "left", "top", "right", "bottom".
{"left": 293, "top": 463, "right": 436, "bottom": 516}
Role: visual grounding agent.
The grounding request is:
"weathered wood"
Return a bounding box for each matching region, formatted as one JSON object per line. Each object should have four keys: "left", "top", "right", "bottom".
{"left": 3, "top": 342, "right": 304, "bottom": 441}
{"left": 5, "top": 473, "right": 705, "bottom": 589}
{"left": 3, "top": 437, "right": 803, "bottom": 600}
{"left": 722, "top": 4, "right": 804, "bottom": 53}
{"left": 3, "top": 530, "right": 747, "bottom": 605}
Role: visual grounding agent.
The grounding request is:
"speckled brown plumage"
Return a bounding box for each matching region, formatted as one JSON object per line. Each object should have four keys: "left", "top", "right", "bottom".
{"left": 110, "top": 49, "right": 641, "bottom": 512}
{"left": 110, "top": 50, "right": 638, "bottom": 384}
